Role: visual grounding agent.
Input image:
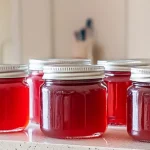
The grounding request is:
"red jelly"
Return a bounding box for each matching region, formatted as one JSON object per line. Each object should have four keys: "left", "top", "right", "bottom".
{"left": 28, "top": 59, "right": 91, "bottom": 124}
{"left": 105, "top": 71, "right": 131, "bottom": 125}
{"left": 41, "top": 65, "right": 107, "bottom": 138}
{"left": 98, "top": 60, "right": 149, "bottom": 125}
{"left": 127, "top": 67, "right": 150, "bottom": 142}
{"left": 0, "top": 65, "right": 29, "bottom": 132}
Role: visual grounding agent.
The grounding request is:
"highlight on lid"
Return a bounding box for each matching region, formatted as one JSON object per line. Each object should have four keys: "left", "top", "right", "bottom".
{"left": 97, "top": 59, "right": 150, "bottom": 71}
{"left": 0, "top": 64, "right": 28, "bottom": 78}
{"left": 130, "top": 66, "right": 150, "bottom": 82}
{"left": 43, "top": 64, "right": 104, "bottom": 80}
{"left": 29, "top": 58, "right": 91, "bottom": 70}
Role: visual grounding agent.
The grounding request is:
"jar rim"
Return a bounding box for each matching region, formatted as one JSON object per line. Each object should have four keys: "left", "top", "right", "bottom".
{"left": 43, "top": 64, "right": 104, "bottom": 80}
{"left": 97, "top": 59, "right": 150, "bottom": 71}
{"left": 130, "top": 66, "right": 150, "bottom": 82}
{"left": 29, "top": 58, "right": 91, "bottom": 71}
{"left": 0, "top": 64, "right": 28, "bottom": 78}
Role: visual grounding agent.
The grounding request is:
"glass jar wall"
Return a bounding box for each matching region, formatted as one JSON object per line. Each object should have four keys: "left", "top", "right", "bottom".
{"left": 28, "top": 59, "right": 91, "bottom": 124}
{"left": 0, "top": 65, "right": 29, "bottom": 132}
{"left": 40, "top": 65, "right": 107, "bottom": 138}
{"left": 127, "top": 67, "right": 150, "bottom": 142}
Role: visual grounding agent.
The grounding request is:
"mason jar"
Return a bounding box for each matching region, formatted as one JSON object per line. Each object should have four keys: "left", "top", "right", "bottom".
{"left": 127, "top": 66, "right": 150, "bottom": 142}
{"left": 41, "top": 65, "right": 107, "bottom": 138}
{"left": 28, "top": 59, "right": 91, "bottom": 124}
{"left": 0, "top": 64, "right": 29, "bottom": 132}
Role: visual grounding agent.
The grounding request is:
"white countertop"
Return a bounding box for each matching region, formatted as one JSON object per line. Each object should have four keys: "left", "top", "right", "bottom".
{"left": 0, "top": 124, "right": 149, "bottom": 150}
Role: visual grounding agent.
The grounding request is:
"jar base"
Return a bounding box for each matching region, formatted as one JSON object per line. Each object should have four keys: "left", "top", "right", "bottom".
{"left": 0, "top": 127, "right": 25, "bottom": 133}
{"left": 128, "top": 130, "right": 150, "bottom": 142}
{"left": 42, "top": 131, "right": 103, "bottom": 139}
{"left": 108, "top": 123, "right": 126, "bottom": 126}
{"left": 64, "top": 132, "right": 103, "bottom": 139}
{"left": 139, "top": 140, "right": 150, "bottom": 143}
{"left": 108, "top": 118, "right": 126, "bottom": 126}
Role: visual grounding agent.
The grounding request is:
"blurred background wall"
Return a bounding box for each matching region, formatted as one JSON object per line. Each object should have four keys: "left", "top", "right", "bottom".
{"left": 0, "top": 0, "right": 11, "bottom": 63}
{"left": 0, "top": 0, "right": 150, "bottom": 63}
{"left": 127, "top": 0, "right": 150, "bottom": 58}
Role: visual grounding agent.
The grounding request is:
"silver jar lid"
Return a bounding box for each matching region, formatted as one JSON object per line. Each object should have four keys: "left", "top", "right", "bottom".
{"left": 43, "top": 65, "right": 104, "bottom": 80}
{"left": 130, "top": 66, "right": 150, "bottom": 82}
{"left": 29, "top": 58, "right": 91, "bottom": 70}
{"left": 97, "top": 59, "right": 150, "bottom": 71}
{"left": 0, "top": 64, "right": 28, "bottom": 78}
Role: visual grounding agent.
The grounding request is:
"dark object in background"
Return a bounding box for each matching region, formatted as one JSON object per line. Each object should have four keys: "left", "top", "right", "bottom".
{"left": 72, "top": 18, "right": 94, "bottom": 61}
{"left": 86, "top": 18, "right": 93, "bottom": 29}
{"left": 74, "top": 29, "right": 86, "bottom": 41}
{"left": 78, "top": 28, "right": 86, "bottom": 41}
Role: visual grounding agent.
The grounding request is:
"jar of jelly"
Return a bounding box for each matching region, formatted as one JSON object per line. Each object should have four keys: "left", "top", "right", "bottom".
{"left": 0, "top": 65, "right": 29, "bottom": 132}
{"left": 41, "top": 65, "right": 107, "bottom": 138}
{"left": 28, "top": 59, "right": 91, "bottom": 124}
{"left": 98, "top": 60, "right": 150, "bottom": 125}
{"left": 127, "top": 66, "right": 150, "bottom": 142}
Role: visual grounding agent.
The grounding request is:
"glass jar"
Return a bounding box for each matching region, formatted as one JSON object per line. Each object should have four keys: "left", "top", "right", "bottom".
{"left": 28, "top": 59, "right": 91, "bottom": 124}
{"left": 98, "top": 60, "right": 150, "bottom": 125}
{"left": 41, "top": 65, "right": 107, "bottom": 138}
{"left": 0, "top": 65, "right": 29, "bottom": 132}
{"left": 127, "top": 66, "right": 150, "bottom": 142}
{"left": 104, "top": 70, "right": 131, "bottom": 125}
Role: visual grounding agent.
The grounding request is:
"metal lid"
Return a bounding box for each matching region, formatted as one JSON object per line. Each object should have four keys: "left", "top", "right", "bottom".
{"left": 0, "top": 64, "right": 28, "bottom": 78}
{"left": 97, "top": 59, "right": 150, "bottom": 71}
{"left": 43, "top": 65, "right": 104, "bottom": 80}
{"left": 29, "top": 58, "right": 91, "bottom": 70}
{"left": 130, "top": 66, "right": 150, "bottom": 82}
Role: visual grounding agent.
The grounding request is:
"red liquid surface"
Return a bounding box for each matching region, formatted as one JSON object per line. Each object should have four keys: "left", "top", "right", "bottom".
{"left": 0, "top": 78, "right": 29, "bottom": 132}
{"left": 27, "top": 71, "right": 43, "bottom": 124}
{"left": 41, "top": 80, "right": 107, "bottom": 138}
{"left": 127, "top": 82, "right": 150, "bottom": 142}
{"left": 105, "top": 71, "right": 131, "bottom": 125}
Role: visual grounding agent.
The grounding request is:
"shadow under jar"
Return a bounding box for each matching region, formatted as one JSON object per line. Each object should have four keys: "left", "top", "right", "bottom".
{"left": 127, "top": 66, "right": 150, "bottom": 142}
{"left": 0, "top": 65, "right": 29, "bottom": 132}
{"left": 98, "top": 60, "right": 150, "bottom": 125}
{"left": 28, "top": 59, "right": 91, "bottom": 124}
{"left": 40, "top": 65, "right": 107, "bottom": 139}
